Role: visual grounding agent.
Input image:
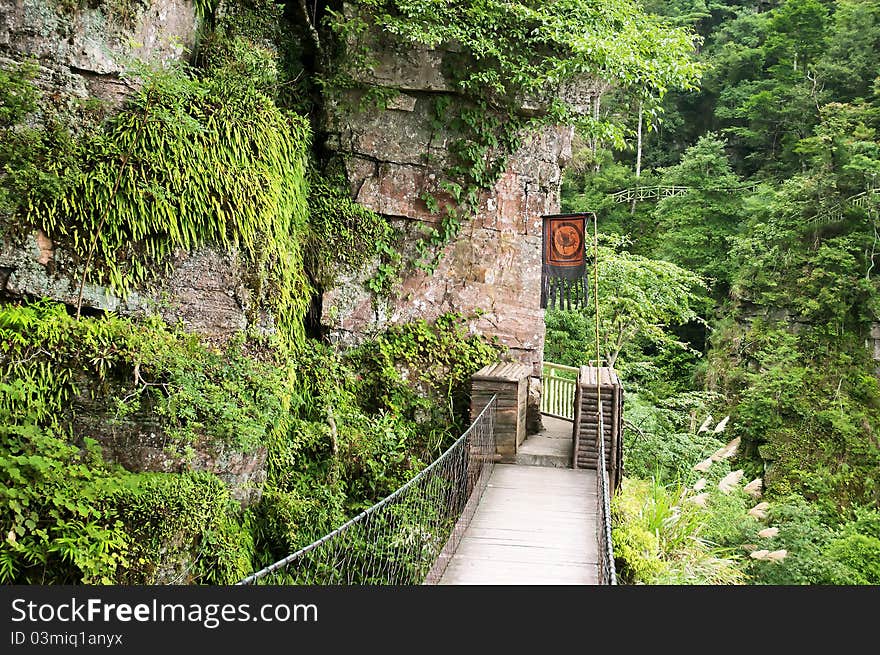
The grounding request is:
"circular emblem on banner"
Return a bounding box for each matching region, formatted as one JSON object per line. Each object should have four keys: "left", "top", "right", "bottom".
{"left": 553, "top": 224, "right": 581, "bottom": 258}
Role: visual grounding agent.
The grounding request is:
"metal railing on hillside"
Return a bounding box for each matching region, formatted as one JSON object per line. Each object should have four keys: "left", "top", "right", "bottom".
{"left": 237, "top": 396, "right": 497, "bottom": 585}
{"left": 540, "top": 361, "right": 578, "bottom": 420}
{"left": 596, "top": 402, "right": 617, "bottom": 585}
{"left": 609, "top": 183, "right": 759, "bottom": 204}
{"left": 807, "top": 187, "right": 880, "bottom": 225}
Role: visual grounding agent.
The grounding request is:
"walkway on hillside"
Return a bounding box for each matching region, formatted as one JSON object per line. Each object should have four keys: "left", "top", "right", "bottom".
{"left": 238, "top": 366, "right": 620, "bottom": 587}
{"left": 437, "top": 463, "right": 598, "bottom": 585}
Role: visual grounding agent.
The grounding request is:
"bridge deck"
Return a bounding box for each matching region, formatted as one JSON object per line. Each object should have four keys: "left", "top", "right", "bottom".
{"left": 438, "top": 464, "right": 599, "bottom": 584}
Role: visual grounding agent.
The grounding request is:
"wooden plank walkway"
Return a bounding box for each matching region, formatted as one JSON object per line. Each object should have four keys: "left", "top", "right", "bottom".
{"left": 438, "top": 464, "right": 599, "bottom": 585}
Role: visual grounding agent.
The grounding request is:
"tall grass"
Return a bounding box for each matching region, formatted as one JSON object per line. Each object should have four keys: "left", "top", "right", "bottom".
{"left": 612, "top": 476, "right": 747, "bottom": 585}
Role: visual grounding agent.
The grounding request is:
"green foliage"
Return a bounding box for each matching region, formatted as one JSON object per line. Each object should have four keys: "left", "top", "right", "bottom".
{"left": 4, "top": 0, "right": 532, "bottom": 587}
{"left": 0, "top": 300, "right": 502, "bottom": 582}
{"left": 744, "top": 494, "right": 842, "bottom": 585}
{"left": 622, "top": 392, "right": 726, "bottom": 482}
{"left": 823, "top": 533, "right": 880, "bottom": 585}
{"left": 347, "top": 313, "right": 504, "bottom": 433}
{"left": 0, "top": 301, "right": 286, "bottom": 454}
{"left": 706, "top": 494, "right": 880, "bottom": 585}
{"left": 348, "top": 0, "right": 704, "bottom": 105}
{"left": 106, "top": 472, "right": 252, "bottom": 584}
{"left": 0, "top": 386, "right": 128, "bottom": 584}
{"left": 560, "top": 149, "right": 661, "bottom": 253}
{"left": 245, "top": 314, "right": 503, "bottom": 567}
{"left": 729, "top": 177, "right": 877, "bottom": 325}
{"left": 652, "top": 134, "right": 746, "bottom": 293}
{"left": 321, "top": 0, "right": 704, "bottom": 274}
{"left": 545, "top": 236, "right": 707, "bottom": 370}
{"left": 200, "top": 0, "right": 316, "bottom": 114}
{"left": 0, "top": 59, "right": 39, "bottom": 127}
{"left": 559, "top": 0, "right": 880, "bottom": 585}
{"left": 612, "top": 477, "right": 746, "bottom": 584}
{"left": 18, "top": 63, "right": 312, "bottom": 343}
{"left": 0, "top": 60, "right": 86, "bottom": 224}
{"left": 705, "top": 321, "right": 880, "bottom": 508}
{"left": 0, "top": 379, "right": 252, "bottom": 584}
{"left": 306, "top": 173, "right": 395, "bottom": 289}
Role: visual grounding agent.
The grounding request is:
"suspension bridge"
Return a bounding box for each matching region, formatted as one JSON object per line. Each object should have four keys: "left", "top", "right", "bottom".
{"left": 237, "top": 361, "right": 622, "bottom": 586}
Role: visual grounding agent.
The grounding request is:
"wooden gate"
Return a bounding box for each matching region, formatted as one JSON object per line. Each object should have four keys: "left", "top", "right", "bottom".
{"left": 540, "top": 361, "right": 578, "bottom": 420}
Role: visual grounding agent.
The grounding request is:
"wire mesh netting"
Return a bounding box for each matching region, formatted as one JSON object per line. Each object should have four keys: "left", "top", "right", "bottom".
{"left": 237, "top": 396, "right": 497, "bottom": 585}
{"left": 596, "top": 404, "right": 617, "bottom": 585}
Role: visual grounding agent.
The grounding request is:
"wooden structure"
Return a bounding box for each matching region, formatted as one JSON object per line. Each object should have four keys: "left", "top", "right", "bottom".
{"left": 471, "top": 362, "right": 531, "bottom": 463}
{"left": 540, "top": 361, "right": 578, "bottom": 421}
{"left": 572, "top": 365, "right": 623, "bottom": 490}
{"left": 436, "top": 465, "right": 598, "bottom": 584}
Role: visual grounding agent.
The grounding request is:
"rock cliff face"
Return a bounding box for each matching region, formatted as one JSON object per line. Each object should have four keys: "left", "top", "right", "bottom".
{"left": 0, "top": 1, "right": 272, "bottom": 343}
{"left": 0, "top": 0, "right": 198, "bottom": 105}
{"left": 1, "top": 232, "right": 258, "bottom": 341}
{"left": 2, "top": 2, "right": 592, "bottom": 490}
{"left": 321, "top": 40, "right": 593, "bottom": 373}
{"left": 0, "top": 0, "right": 225, "bottom": 322}
{"left": 0, "top": 0, "right": 272, "bottom": 505}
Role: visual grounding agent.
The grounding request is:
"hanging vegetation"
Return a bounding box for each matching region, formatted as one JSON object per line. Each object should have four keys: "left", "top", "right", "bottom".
{"left": 23, "top": 65, "right": 312, "bottom": 343}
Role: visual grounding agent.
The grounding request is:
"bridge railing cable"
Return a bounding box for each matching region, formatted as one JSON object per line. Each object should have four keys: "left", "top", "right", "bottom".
{"left": 596, "top": 402, "right": 617, "bottom": 585}
{"left": 590, "top": 208, "right": 617, "bottom": 585}
{"left": 237, "top": 395, "right": 497, "bottom": 585}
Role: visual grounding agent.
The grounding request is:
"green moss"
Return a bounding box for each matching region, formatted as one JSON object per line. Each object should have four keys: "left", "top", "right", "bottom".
{"left": 0, "top": 60, "right": 83, "bottom": 226}
{"left": 306, "top": 172, "right": 394, "bottom": 290}
{"left": 12, "top": 63, "right": 312, "bottom": 344}
{"left": 106, "top": 471, "right": 253, "bottom": 584}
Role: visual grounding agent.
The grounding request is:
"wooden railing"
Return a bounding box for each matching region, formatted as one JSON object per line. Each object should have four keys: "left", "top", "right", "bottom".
{"left": 540, "top": 361, "right": 578, "bottom": 421}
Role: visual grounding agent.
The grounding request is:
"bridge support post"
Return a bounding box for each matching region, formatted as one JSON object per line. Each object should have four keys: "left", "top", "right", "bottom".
{"left": 471, "top": 362, "right": 532, "bottom": 463}
{"left": 573, "top": 366, "right": 623, "bottom": 490}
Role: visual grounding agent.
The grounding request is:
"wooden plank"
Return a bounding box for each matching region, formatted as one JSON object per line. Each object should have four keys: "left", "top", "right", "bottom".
{"left": 472, "top": 362, "right": 532, "bottom": 382}
{"left": 437, "top": 465, "right": 599, "bottom": 585}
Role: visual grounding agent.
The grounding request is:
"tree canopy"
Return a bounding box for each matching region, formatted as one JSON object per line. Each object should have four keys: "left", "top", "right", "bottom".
{"left": 349, "top": 0, "right": 705, "bottom": 116}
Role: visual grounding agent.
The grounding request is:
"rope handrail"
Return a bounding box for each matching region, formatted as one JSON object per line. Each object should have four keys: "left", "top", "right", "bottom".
{"left": 590, "top": 210, "right": 617, "bottom": 585}
{"left": 596, "top": 402, "right": 617, "bottom": 585}
{"left": 237, "top": 395, "right": 497, "bottom": 585}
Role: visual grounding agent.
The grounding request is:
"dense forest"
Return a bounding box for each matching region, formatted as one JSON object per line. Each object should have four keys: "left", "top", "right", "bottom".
{"left": 1, "top": 0, "right": 878, "bottom": 586}
{"left": 549, "top": 0, "right": 880, "bottom": 584}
